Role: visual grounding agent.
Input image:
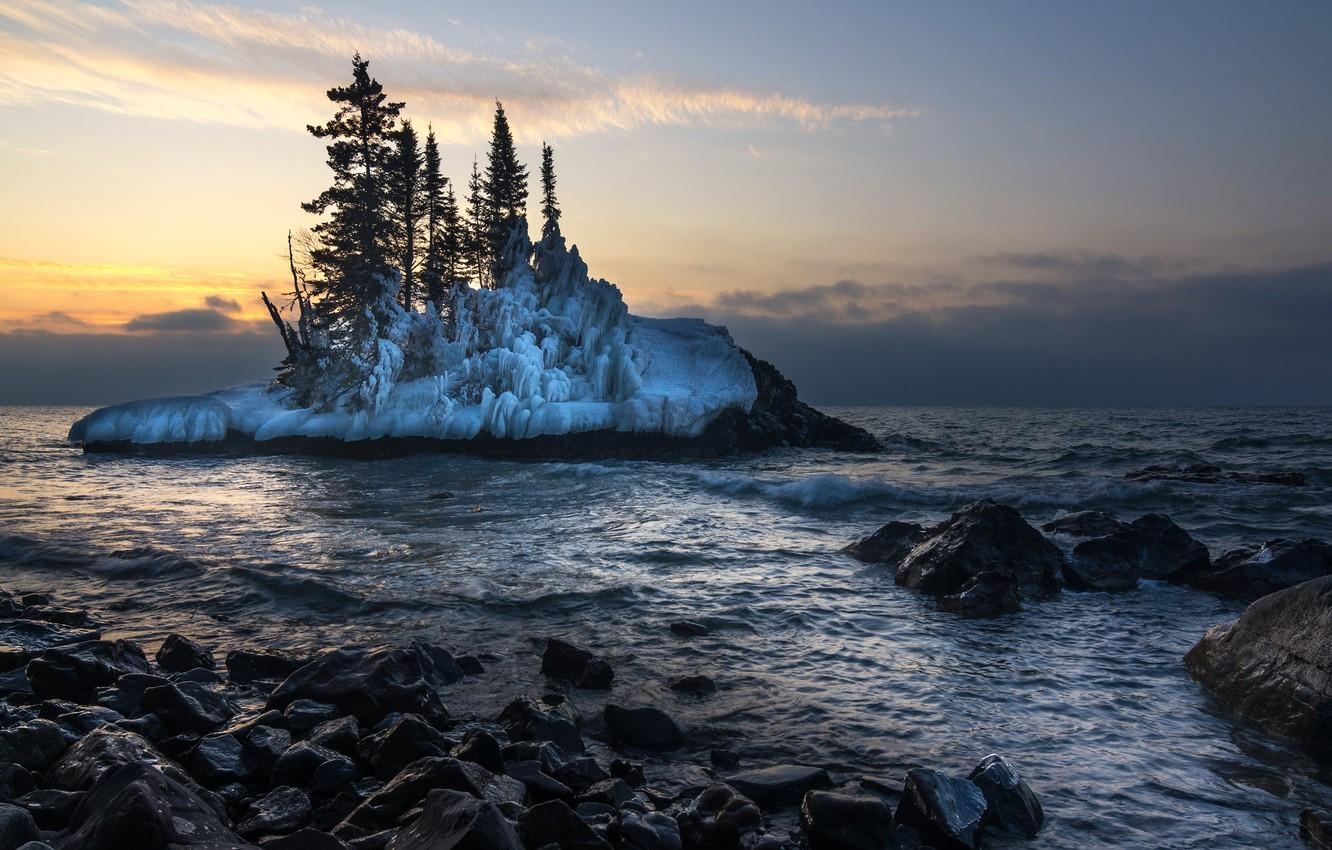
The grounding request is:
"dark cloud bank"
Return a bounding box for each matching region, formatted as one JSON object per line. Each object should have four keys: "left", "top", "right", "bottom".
{"left": 2, "top": 260, "right": 1330, "bottom": 406}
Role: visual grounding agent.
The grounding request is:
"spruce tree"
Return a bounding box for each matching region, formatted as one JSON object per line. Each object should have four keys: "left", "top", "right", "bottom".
{"left": 539, "top": 142, "right": 560, "bottom": 238}
{"left": 464, "top": 157, "right": 490, "bottom": 288}
{"left": 420, "top": 127, "right": 447, "bottom": 308}
{"left": 482, "top": 101, "right": 529, "bottom": 281}
{"left": 387, "top": 119, "right": 425, "bottom": 308}
{"left": 439, "top": 183, "right": 464, "bottom": 288}
{"left": 301, "top": 53, "right": 404, "bottom": 339}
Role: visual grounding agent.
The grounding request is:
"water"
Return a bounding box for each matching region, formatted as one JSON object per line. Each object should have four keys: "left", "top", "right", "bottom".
{"left": 3, "top": 404, "right": 1332, "bottom": 848}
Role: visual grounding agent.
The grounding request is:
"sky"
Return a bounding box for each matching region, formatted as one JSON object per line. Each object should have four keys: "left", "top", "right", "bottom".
{"left": 1, "top": 0, "right": 1330, "bottom": 405}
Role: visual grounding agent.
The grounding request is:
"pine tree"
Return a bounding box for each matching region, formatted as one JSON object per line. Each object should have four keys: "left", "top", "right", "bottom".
{"left": 539, "top": 142, "right": 560, "bottom": 238}
{"left": 482, "top": 101, "right": 529, "bottom": 281}
{"left": 300, "top": 53, "right": 404, "bottom": 339}
{"left": 420, "top": 127, "right": 447, "bottom": 308}
{"left": 439, "top": 182, "right": 464, "bottom": 287}
{"left": 464, "top": 157, "right": 490, "bottom": 288}
{"left": 387, "top": 119, "right": 425, "bottom": 308}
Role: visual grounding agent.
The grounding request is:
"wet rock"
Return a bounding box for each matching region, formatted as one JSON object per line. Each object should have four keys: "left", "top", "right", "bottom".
{"left": 676, "top": 783, "right": 763, "bottom": 850}
{"left": 937, "top": 572, "right": 1020, "bottom": 618}
{"left": 267, "top": 644, "right": 460, "bottom": 726}
{"left": 541, "top": 639, "right": 614, "bottom": 690}
{"left": 518, "top": 799, "right": 612, "bottom": 850}
{"left": 456, "top": 655, "right": 485, "bottom": 675}
{"left": 57, "top": 762, "right": 255, "bottom": 849}
{"left": 285, "top": 700, "right": 340, "bottom": 735}
{"left": 800, "top": 790, "right": 896, "bottom": 850}
{"left": 732, "top": 350, "right": 882, "bottom": 453}
{"left": 610, "top": 759, "right": 645, "bottom": 787}
{"left": 967, "top": 754, "right": 1042, "bottom": 837}
{"left": 497, "top": 697, "right": 584, "bottom": 754}
{"left": 604, "top": 705, "right": 684, "bottom": 751}
{"left": 239, "top": 725, "right": 291, "bottom": 773}
{"left": 0, "top": 720, "right": 66, "bottom": 772}
{"left": 309, "top": 716, "right": 360, "bottom": 756}
{"left": 617, "top": 811, "right": 681, "bottom": 850}
{"left": 356, "top": 714, "right": 448, "bottom": 780}
{"left": 53, "top": 706, "right": 121, "bottom": 738}
{"left": 669, "top": 621, "right": 708, "bottom": 638}
{"left": 263, "top": 827, "right": 350, "bottom": 850}
{"left": 506, "top": 760, "right": 574, "bottom": 802}
{"left": 189, "top": 733, "right": 250, "bottom": 786}
{"left": 454, "top": 729, "right": 503, "bottom": 774}
{"left": 726, "top": 764, "right": 832, "bottom": 805}
{"left": 384, "top": 788, "right": 520, "bottom": 850}
{"left": 552, "top": 757, "right": 610, "bottom": 795}
{"left": 0, "top": 803, "right": 39, "bottom": 850}
{"left": 1301, "top": 808, "right": 1332, "bottom": 849}
{"left": 893, "top": 768, "right": 986, "bottom": 850}
{"left": 669, "top": 675, "right": 716, "bottom": 697}
{"left": 0, "top": 621, "right": 100, "bottom": 665}
{"left": 335, "top": 757, "right": 491, "bottom": 835}
{"left": 237, "top": 786, "right": 311, "bottom": 837}
{"left": 0, "top": 764, "right": 32, "bottom": 801}
{"left": 44, "top": 726, "right": 177, "bottom": 791}
{"left": 95, "top": 671, "right": 167, "bottom": 716}
{"left": 25, "top": 640, "right": 148, "bottom": 702}
{"left": 710, "top": 750, "right": 740, "bottom": 771}
{"left": 844, "top": 521, "right": 925, "bottom": 566}
{"left": 1040, "top": 510, "right": 1127, "bottom": 539}
{"left": 576, "top": 778, "right": 635, "bottom": 808}
{"left": 1066, "top": 514, "right": 1209, "bottom": 590}
{"left": 12, "top": 788, "right": 81, "bottom": 830}
{"left": 156, "top": 634, "right": 214, "bottom": 673}
{"left": 1174, "top": 538, "right": 1332, "bottom": 601}
{"left": 226, "top": 650, "right": 307, "bottom": 685}
{"left": 1185, "top": 575, "right": 1332, "bottom": 755}
{"left": 142, "top": 680, "right": 235, "bottom": 734}
{"left": 272, "top": 742, "right": 357, "bottom": 793}
{"left": 896, "top": 501, "right": 1062, "bottom": 601}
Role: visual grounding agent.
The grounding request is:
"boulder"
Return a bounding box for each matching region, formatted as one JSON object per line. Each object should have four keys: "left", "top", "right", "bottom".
{"left": 897, "top": 502, "right": 1062, "bottom": 600}
{"left": 967, "top": 754, "right": 1042, "bottom": 837}
{"left": 225, "top": 650, "right": 306, "bottom": 685}
{"left": 505, "top": 760, "right": 573, "bottom": 802}
{"left": 261, "top": 828, "right": 349, "bottom": 850}
{"left": 730, "top": 351, "right": 881, "bottom": 453}
{"left": 1066, "top": 514, "right": 1208, "bottom": 590}
{"left": 1174, "top": 538, "right": 1332, "bottom": 601}
{"left": 55, "top": 762, "right": 257, "bottom": 849}
{"left": 937, "top": 572, "right": 1020, "bottom": 618}
{"left": 308, "top": 716, "right": 360, "bottom": 756}
{"left": 155, "top": 634, "right": 214, "bottom": 673}
{"left": 0, "top": 721, "right": 65, "bottom": 772}
{"left": 236, "top": 786, "right": 310, "bottom": 837}
{"left": 271, "top": 742, "right": 357, "bottom": 793}
{"left": 726, "top": 765, "right": 832, "bottom": 805}
{"left": 142, "top": 681, "right": 235, "bottom": 734}
{"left": 497, "top": 697, "right": 583, "bottom": 754}
{"left": 669, "top": 621, "right": 708, "bottom": 638}
{"left": 284, "top": 700, "right": 340, "bottom": 735}
{"left": 454, "top": 729, "right": 504, "bottom": 774}
{"left": 668, "top": 675, "right": 716, "bottom": 697}
{"left": 800, "top": 791, "right": 896, "bottom": 850}
{"left": 616, "top": 811, "right": 681, "bottom": 850}
{"left": 843, "top": 521, "right": 924, "bottom": 566}
{"left": 675, "top": 784, "right": 763, "bottom": 850}
{"left": 893, "top": 768, "right": 986, "bottom": 850}
{"left": 237, "top": 725, "right": 290, "bottom": 773}
{"left": 45, "top": 726, "right": 178, "bottom": 792}
{"left": 0, "top": 803, "right": 39, "bottom": 850}
{"left": 1301, "top": 809, "right": 1332, "bottom": 850}
{"left": 384, "top": 788, "right": 521, "bottom": 850}
{"left": 95, "top": 671, "right": 167, "bottom": 716}
{"left": 541, "top": 639, "right": 614, "bottom": 690}
{"left": 1184, "top": 575, "right": 1332, "bottom": 755}
{"left": 267, "top": 644, "right": 460, "bottom": 725}
{"left": 1040, "top": 510, "right": 1128, "bottom": 539}
{"left": 13, "top": 788, "right": 81, "bottom": 830}
{"left": 517, "top": 800, "right": 612, "bottom": 850}
{"left": 0, "top": 621, "right": 100, "bottom": 663}
{"left": 355, "top": 714, "right": 448, "bottom": 780}
{"left": 189, "top": 733, "right": 250, "bottom": 786}
{"left": 25, "top": 640, "right": 148, "bottom": 702}
{"left": 603, "top": 705, "right": 684, "bottom": 751}
{"left": 335, "top": 757, "right": 491, "bottom": 836}
{"left": 553, "top": 757, "right": 610, "bottom": 794}
{"left": 0, "top": 764, "right": 33, "bottom": 801}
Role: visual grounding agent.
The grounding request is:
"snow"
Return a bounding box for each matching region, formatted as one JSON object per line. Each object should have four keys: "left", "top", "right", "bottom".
{"left": 68, "top": 227, "right": 758, "bottom": 447}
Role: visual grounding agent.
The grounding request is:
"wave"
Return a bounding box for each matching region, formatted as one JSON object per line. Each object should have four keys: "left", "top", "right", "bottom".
{"left": 693, "top": 471, "right": 926, "bottom": 510}
{"left": 89, "top": 546, "right": 206, "bottom": 579}
{"left": 227, "top": 564, "right": 365, "bottom": 614}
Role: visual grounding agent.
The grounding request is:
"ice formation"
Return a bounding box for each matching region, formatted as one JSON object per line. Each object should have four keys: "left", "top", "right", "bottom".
{"left": 69, "top": 228, "right": 758, "bottom": 447}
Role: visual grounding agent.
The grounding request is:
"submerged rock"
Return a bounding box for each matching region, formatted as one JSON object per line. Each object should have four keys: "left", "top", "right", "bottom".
{"left": 843, "top": 521, "right": 925, "bottom": 566}
{"left": 800, "top": 791, "right": 896, "bottom": 850}
{"left": 668, "top": 621, "right": 708, "bottom": 638}
{"left": 726, "top": 764, "right": 832, "bottom": 805}
{"left": 938, "top": 572, "right": 1021, "bottom": 618}
{"left": 1066, "top": 514, "right": 1209, "bottom": 591}
{"left": 894, "top": 768, "right": 986, "bottom": 850}
{"left": 541, "top": 638, "right": 614, "bottom": 690}
{"left": 1174, "top": 538, "right": 1332, "bottom": 601}
{"left": 668, "top": 674, "right": 716, "bottom": 697}
{"left": 967, "top": 754, "right": 1043, "bottom": 837}
{"left": 896, "top": 502, "right": 1062, "bottom": 602}
{"left": 1185, "top": 575, "right": 1332, "bottom": 755}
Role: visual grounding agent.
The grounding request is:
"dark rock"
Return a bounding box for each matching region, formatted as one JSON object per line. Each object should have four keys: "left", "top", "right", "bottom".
{"left": 237, "top": 786, "right": 311, "bottom": 837}
{"left": 156, "top": 634, "right": 215, "bottom": 673}
{"left": 801, "top": 790, "right": 896, "bottom": 850}
{"left": 262, "top": 827, "right": 350, "bottom": 850}
{"left": 726, "top": 764, "right": 832, "bottom": 805}
{"left": 604, "top": 705, "right": 684, "bottom": 751}
{"left": 309, "top": 716, "right": 360, "bottom": 756}
{"left": 54, "top": 706, "right": 122, "bottom": 738}
{"left": 285, "top": 700, "right": 340, "bottom": 734}
{"left": 576, "top": 778, "right": 635, "bottom": 808}
{"left": 541, "top": 639, "right": 614, "bottom": 690}
{"left": 226, "top": 650, "right": 307, "bottom": 685}
{"left": 0, "top": 803, "right": 39, "bottom": 850}
{"left": 142, "top": 681, "right": 235, "bottom": 734}
{"left": 616, "top": 811, "right": 681, "bottom": 850}
{"left": 96, "top": 671, "right": 168, "bottom": 716}
{"left": 1185, "top": 575, "right": 1332, "bottom": 755}
{"left": 938, "top": 572, "right": 1020, "bottom": 618}
{"left": 0, "top": 621, "right": 100, "bottom": 662}
{"left": 335, "top": 757, "right": 491, "bottom": 836}
{"left": 896, "top": 501, "right": 1062, "bottom": 600}
{"left": 675, "top": 783, "right": 763, "bottom": 850}
{"left": 893, "top": 768, "right": 986, "bottom": 850}
{"left": 190, "top": 733, "right": 250, "bottom": 786}
{"left": 967, "top": 754, "right": 1042, "bottom": 837}
{"left": 1125, "top": 462, "right": 1305, "bottom": 487}
{"left": 57, "top": 762, "right": 256, "bottom": 849}
{"left": 1040, "top": 510, "right": 1127, "bottom": 539}
{"left": 454, "top": 730, "right": 503, "bottom": 774}
{"left": 500, "top": 741, "right": 564, "bottom": 774}
{"left": 710, "top": 750, "right": 741, "bottom": 771}
{"left": 44, "top": 726, "right": 178, "bottom": 791}
{"left": 1301, "top": 809, "right": 1332, "bottom": 849}
{"left": 383, "top": 788, "right": 520, "bottom": 850}
{"left": 1174, "top": 538, "right": 1332, "bottom": 601}
{"left": 267, "top": 644, "right": 460, "bottom": 726}
{"left": 25, "top": 640, "right": 148, "bottom": 702}
{"left": 610, "top": 759, "right": 645, "bottom": 787}
{"left": 669, "top": 621, "right": 708, "bottom": 638}
{"left": 553, "top": 757, "right": 610, "bottom": 794}
{"left": 356, "top": 714, "right": 448, "bottom": 780}
{"left": 12, "top": 788, "right": 82, "bottom": 830}
{"left": 456, "top": 655, "right": 485, "bottom": 675}
{"left": 669, "top": 675, "right": 716, "bottom": 697}
{"left": 239, "top": 725, "right": 291, "bottom": 773}
{"left": 517, "top": 800, "right": 612, "bottom": 850}
{"left": 0, "top": 764, "right": 32, "bottom": 801}
{"left": 732, "top": 350, "right": 881, "bottom": 453}
{"left": 843, "top": 521, "right": 925, "bottom": 566}
{"left": 272, "top": 742, "right": 357, "bottom": 792}
{"left": 0, "top": 720, "right": 65, "bottom": 772}
{"left": 505, "top": 760, "right": 573, "bottom": 802}
{"left": 1067, "top": 514, "right": 1209, "bottom": 590}
{"left": 497, "top": 697, "right": 584, "bottom": 754}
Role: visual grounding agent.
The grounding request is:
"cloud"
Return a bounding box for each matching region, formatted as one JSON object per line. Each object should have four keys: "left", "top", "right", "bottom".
{"left": 972, "top": 251, "right": 1200, "bottom": 280}
{"left": 204, "top": 294, "right": 242, "bottom": 313}
{"left": 0, "top": 0, "right": 916, "bottom": 143}
{"left": 703, "top": 260, "right": 1332, "bottom": 405}
{"left": 123, "top": 307, "right": 242, "bottom": 332}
